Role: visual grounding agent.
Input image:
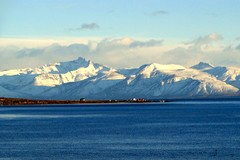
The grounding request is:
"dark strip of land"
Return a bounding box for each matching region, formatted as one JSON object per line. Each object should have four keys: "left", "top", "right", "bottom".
{"left": 0, "top": 97, "right": 163, "bottom": 106}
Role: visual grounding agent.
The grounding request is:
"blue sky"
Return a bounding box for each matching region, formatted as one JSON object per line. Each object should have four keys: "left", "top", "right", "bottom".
{"left": 1, "top": 0, "right": 240, "bottom": 69}
{"left": 1, "top": 0, "right": 240, "bottom": 40}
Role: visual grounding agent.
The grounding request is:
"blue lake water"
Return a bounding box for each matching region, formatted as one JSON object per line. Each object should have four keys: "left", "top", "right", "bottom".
{"left": 0, "top": 101, "right": 240, "bottom": 159}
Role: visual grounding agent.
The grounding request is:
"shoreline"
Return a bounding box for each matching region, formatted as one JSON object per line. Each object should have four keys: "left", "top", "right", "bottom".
{"left": 1, "top": 97, "right": 240, "bottom": 106}
{"left": 0, "top": 97, "right": 165, "bottom": 106}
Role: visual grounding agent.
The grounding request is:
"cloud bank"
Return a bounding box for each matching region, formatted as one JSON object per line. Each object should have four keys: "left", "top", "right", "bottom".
{"left": 0, "top": 34, "right": 240, "bottom": 70}
{"left": 188, "top": 33, "right": 223, "bottom": 46}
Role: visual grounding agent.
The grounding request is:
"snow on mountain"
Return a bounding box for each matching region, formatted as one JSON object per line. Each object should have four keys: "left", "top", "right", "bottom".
{"left": 203, "top": 66, "right": 240, "bottom": 89}
{"left": 191, "top": 62, "right": 240, "bottom": 90}
{"left": 0, "top": 68, "right": 33, "bottom": 76}
{"left": 0, "top": 57, "right": 111, "bottom": 88}
{"left": 97, "top": 64, "right": 238, "bottom": 99}
{"left": 0, "top": 57, "right": 105, "bottom": 76}
{"left": 33, "top": 60, "right": 111, "bottom": 87}
{"left": 136, "top": 63, "right": 185, "bottom": 78}
{"left": 42, "top": 70, "right": 126, "bottom": 100}
{"left": 0, "top": 58, "right": 239, "bottom": 99}
{"left": 0, "top": 57, "right": 113, "bottom": 98}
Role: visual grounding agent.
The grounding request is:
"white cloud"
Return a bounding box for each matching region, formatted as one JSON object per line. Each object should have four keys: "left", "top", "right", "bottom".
{"left": 0, "top": 37, "right": 100, "bottom": 48}
{"left": 187, "top": 33, "right": 223, "bottom": 47}
{"left": 1, "top": 35, "right": 240, "bottom": 70}
{"left": 0, "top": 37, "right": 165, "bottom": 70}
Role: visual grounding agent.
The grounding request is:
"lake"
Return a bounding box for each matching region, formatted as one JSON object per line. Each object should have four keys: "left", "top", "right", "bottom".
{"left": 1, "top": 101, "right": 240, "bottom": 159}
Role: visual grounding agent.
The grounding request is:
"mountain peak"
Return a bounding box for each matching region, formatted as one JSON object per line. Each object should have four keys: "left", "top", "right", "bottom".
{"left": 145, "top": 63, "right": 185, "bottom": 71}
{"left": 191, "top": 62, "right": 214, "bottom": 70}
{"left": 137, "top": 63, "right": 186, "bottom": 78}
{"left": 71, "top": 57, "right": 88, "bottom": 64}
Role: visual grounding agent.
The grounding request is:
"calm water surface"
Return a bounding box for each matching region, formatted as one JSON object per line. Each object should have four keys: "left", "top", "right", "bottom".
{"left": 0, "top": 101, "right": 240, "bottom": 160}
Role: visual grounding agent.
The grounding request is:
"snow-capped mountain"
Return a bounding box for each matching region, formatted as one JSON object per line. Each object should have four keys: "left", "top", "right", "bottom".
{"left": 0, "top": 58, "right": 239, "bottom": 99}
{"left": 195, "top": 64, "right": 240, "bottom": 90}
{"left": 96, "top": 63, "right": 237, "bottom": 99}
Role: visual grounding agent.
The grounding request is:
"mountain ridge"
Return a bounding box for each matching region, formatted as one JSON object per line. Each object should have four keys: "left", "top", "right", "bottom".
{"left": 0, "top": 57, "right": 240, "bottom": 100}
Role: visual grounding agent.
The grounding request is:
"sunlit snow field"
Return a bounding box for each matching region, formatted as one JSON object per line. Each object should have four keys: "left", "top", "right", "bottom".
{"left": 1, "top": 101, "right": 240, "bottom": 159}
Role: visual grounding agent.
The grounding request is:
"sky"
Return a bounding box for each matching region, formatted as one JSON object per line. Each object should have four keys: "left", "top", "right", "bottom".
{"left": 1, "top": 0, "right": 240, "bottom": 70}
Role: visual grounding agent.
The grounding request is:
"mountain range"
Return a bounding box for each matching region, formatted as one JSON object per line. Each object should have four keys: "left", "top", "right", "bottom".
{"left": 0, "top": 58, "right": 240, "bottom": 100}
